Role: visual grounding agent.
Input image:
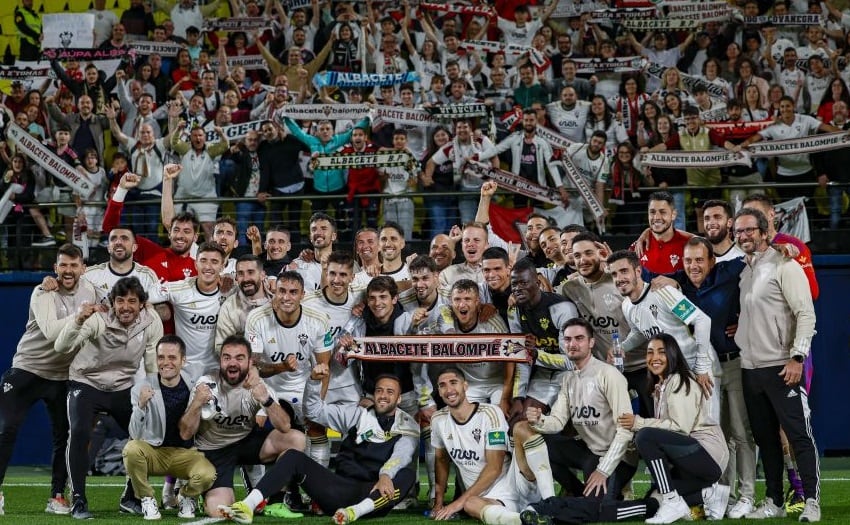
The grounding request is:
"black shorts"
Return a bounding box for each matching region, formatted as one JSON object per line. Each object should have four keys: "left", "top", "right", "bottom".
{"left": 202, "top": 427, "right": 272, "bottom": 490}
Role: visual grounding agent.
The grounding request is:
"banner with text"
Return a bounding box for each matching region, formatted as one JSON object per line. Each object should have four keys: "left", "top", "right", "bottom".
{"left": 638, "top": 150, "right": 753, "bottom": 168}
{"left": 348, "top": 334, "right": 532, "bottom": 363}
{"left": 203, "top": 17, "right": 269, "bottom": 32}
{"left": 310, "top": 150, "right": 416, "bottom": 171}
{"left": 747, "top": 132, "right": 850, "bottom": 158}
{"left": 131, "top": 40, "right": 183, "bottom": 57}
{"left": 463, "top": 160, "right": 563, "bottom": 207}
{"left": 572, "top": 56, "right": 644, "bottom": 74}
{"left": 204, "top": 119, "right": 263, "bottom": 143}
{"left": 42, "top": 13, "right": 95, "bottom": 50}
{"left": 275, "top": 103, "right": 371, "bottom": 121}
{"left": 7, "top": 123, "right": 94, "bottom": 196}
{"left": 313, "top": 71, "right": 419, "bottom": 88}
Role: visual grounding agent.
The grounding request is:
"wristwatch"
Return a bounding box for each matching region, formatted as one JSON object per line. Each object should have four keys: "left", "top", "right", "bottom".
{"left": 262, "top": 396, "right": 275, "bottom": 407}
{"left": 792, "top": 355, "right": 804, "bottom": 363}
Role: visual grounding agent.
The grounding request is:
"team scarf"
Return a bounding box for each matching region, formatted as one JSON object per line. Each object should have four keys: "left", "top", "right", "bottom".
{"left": 426, "top": 103, "right": 490, "bottom": 119}
{"left": 463, "top": 160, "right": 564, "bottom": 207}
{"left": 705, "top": 119, "right": 772, "bottom": 140}
{"left": 609, "top": 162, "right": 642, "bottom": 205}
{"left": 500, "top": 106, "right": 524, "bottom": 132}
{"left": 572, "top": 57, "right": 644, "bottom": 74}
{"left": 699, "top": 107, "right": 728, "bottom": 123}
{"left": 613, "top": 94, "right": 650, "bottom": 135}
{"left": 276, "top": 103, "right": 370, "bottom": 121}
{"left": 589, "top": 7, "right": 655, "bottom": 22}
{"left": 373, "top": 105, "right": 439, "bottom": 126}
{"left": 459, "top": 41, "right": 548, "bottom": 69}
{"left": 622, "top": 18, "right": 699, "bottom": 29}
{"left": 313, "top": 71, "right": 419, "bottom": 88}
{"left": 130, "top": 40, "right": 183, "bottom": 57}
{"left": 418, "top": 2, "right": 492, "bottom": 16}
{"left": 6, "top": 123, "right": 95, "bottom": 196}
{"left": 560, "top": 157, "right": 607, "bottom": 223}
{"left": 346, "top": 334, "right": 532, "bottom": 363}
{"left": 310, "top": 149, "right": 416, "bottom": 170}
{"left": 638, "top": 150, "right": 753, "bottom": 168}
{"left": 535, "top": 125, "right": 575, "bottom": 150}
{"left": 202, "top": 17, "right": 269, "bottom": 32}
{"left": 42, "top": 48, "right": 135, "bottom": 61}
{"left": 747, "top": 131, "right": 850, "bottom": 158}
{"left": 665, "top": 1, "right": 733, "bottom": 21}
{"left": 203, "top": 120, "right": 264, "bottom": 143}
{"left": 0, "top": 183, "right": 24, "bottom": 223}
{"left": 554, "top": 1, "right": 607, "bottom": 18}
{"left": 0, "top": 64, "right": 54, "bottom": 80}
{"left": 644, "top": 62, "right": 727, "bottom": 99}
{"left": 744, "top": 14, "right": 822, "bottom": 25}
{"left": 208, "top": 55, "right": 267, "bottom": 70}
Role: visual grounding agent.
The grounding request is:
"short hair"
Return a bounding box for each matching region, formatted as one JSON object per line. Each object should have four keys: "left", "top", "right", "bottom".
{"left": 606, "top": 249, "right": 640, "bottom": 269}
{"left": 437, "top": 366, "right": 466, "bottom": 382}
{"left": 56, "top": 243, "right": 83, "bottom": 261}
{"left": 702, "top": 199, "right": 733, "bottom": 219}
{"left": 685, "top": 236, "right": 715, "bottom": 258}
{"left": 374, "top": 373, "right": 402, "bottom": 389}
{"left": 734, "top": 207, "right": 769, "bottom": 234}
{"left": 527, "top": 212, "right": 553, "bottom": 226}
{"left": 512, "top": 257, "right": 537, "bottom": 275}
{"left": 562, "top": 224, "right": 589, "bottom": 235}
{"left": 157, "top": 334, "right": 186, "bottom": 357}
{"left": 482, "top": 246, "right": 509, "bottom": 264}
{"left": 276, "top": 270, "right": 305, "bottom": 289}
{"left": 742, "top": 193, "right": 772, "bottom": 208}
{"left": 380, "top": 221, "right": 405, "bottom": 239}
{"left": 172, "top": 211, "right": 200, "bottom": 231}
{"left": 367, "top": 275, "right": 398, "bottom": 297}
{"left": 327, "top": 250, "right": 355, "bottom": 269}
{"left": 392, "top": 128, "right": 408, "bottom": 138}
{"left": 570, "top": 231, "right": 601, "bottom": 246}
{"left": 648, "top": 191, "right": 675, "bottom": 206}
{"left": 266, "top": 224, "right": 291, "bottom": 237}
{"left": 110, "top": 276, "right": 148, "bottom": 304}
{"left": 451, "top": 278, "right": 480, "bottom": 297}
{"left": 196, "top": 242, "right": 226, "bottom": 260}
{"left": 563, "top": 317, "right": 594, "bottom": 338}
{"left": 220, "top": 334, "right": 250, "bottom": 355}
{"left": 236, "top": 253, "right": 263, "bottom": 268}
{"left": 726, "top": 98, "right": 742, "bottom": 109}
{"left": 309, "top": 212, "right": 337, "bottom": 231}
{"left": 692, "top": 85, "right": 707, "bottom": 95}
{"left": 539, "top": 226, "right": 562, "bottom": 240}
{"left": 408, "top": 255, "right": 438, "bottom": 274}
{"left": 590, "top": 130, "right": 608, "bottom": 142}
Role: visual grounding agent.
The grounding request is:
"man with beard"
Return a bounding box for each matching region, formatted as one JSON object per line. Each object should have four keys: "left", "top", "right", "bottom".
{"left": 522, "top": 214, "right": 553, "bottom": 267}
{"left": 159, "top": 243, "right": 228, "bottom": 382}
{"left": 537, "top": 227, "right": 571, "bottom": 289}
{"left": 56, "top": 276, "right": 163, "bottom": 519}
{"left": 430, "top": 367, "right": 545, "bottom": 524}
{"left": 558, "top": 225, "right": 588, "bottom": 276}
{"left": 631, "top": 191, "right": 692, "bottom": 274}
{"left": 480, "top": 247, "right": 513, "bottom": 326}
{"left": 559, "top": 233, "right": 644, "bottom": 413}
{"left": 211, "top": 217, "right": 242, "bottom": 275}
{"left": 219, "top": 365, "right": 418, "bottom": 525}
{"left": 179, "top": 335, "right": 305, "bottom": 517}
{"left": 732, "top": 208, "right": 819, "bottom": 522}
{"left": 122, "top": 335, "right": 216, "bottom": 520}
{"left": 507, "top": 257, "right": 579, "bottom": 427}
{"left": 546, "top": 86, "right": 590, "bottom": 143}
{"left": 702, "top": 199, "right": 745, "bottom": 262}
{"left": 245, "top": 272, "right": 333, "bottom": 470}
{"left": 291, "top": 212, "right": 337, "bottom": 292}
{"left": 429, "top": 234, "right": 457, "bottom": 273}
{"left": 215, "top": 255, "right": 271, "bottom": 354}
{"left": 0, "top": 245, "right": 98, "bottom": 516}
{"left": 439, "top": 222, "right": 490, "bottom": 298}
{"left": 376, "top": 222, "right": 410, "bottom": 282}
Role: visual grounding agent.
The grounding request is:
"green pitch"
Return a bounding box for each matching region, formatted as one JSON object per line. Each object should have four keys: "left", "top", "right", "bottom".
{"left": 4, "top": 459, "right": 850, "bottom": 524}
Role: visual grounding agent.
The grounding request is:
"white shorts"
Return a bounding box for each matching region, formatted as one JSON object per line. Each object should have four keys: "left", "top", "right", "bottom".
{"left": 527, "top": 369, "right": 566, "bottom": 407}
{"left": 466, "top": 382, "right": 504, "bottom": 405}
{"left": 483, "top": 457, "right": 541, "bottom": 512}
{"left": 182, "top": 201, "right": 219, "bottom": 223}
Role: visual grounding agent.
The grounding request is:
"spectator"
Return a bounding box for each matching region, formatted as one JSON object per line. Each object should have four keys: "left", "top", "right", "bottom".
{"left": 120, "top": 0, "right": 156, "bottom": 40}
{"left": 14, "top": 0, "right": 41, "bottom": 61}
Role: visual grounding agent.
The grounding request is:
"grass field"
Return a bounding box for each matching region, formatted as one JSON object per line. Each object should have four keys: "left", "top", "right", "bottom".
{"left": 4, "top": 459, "right": 850, "bottom": 524}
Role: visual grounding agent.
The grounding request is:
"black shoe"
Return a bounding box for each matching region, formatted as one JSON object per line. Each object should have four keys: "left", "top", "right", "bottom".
{"left": 71, "top": 497, "right": 93, "bottom": 520}
{"left": 284, "top": 491, "right": 310, "bottom": 513}
{"left": 119, "top": 497, "right": 143, "bottom": 515}
{"left": 520, "top": 509, "right": 552, "bottom": 525}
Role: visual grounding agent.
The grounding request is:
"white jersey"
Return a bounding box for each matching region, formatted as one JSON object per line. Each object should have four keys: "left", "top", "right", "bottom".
{"left": 620, "top": 283, "right": 716, "bottom": 376}
{"left": 546, "top": 101, "right": 590, "bottom": 143}
{"left": 497, "top": 18, "right": 542, "bottom": 48}
{"left": 159, "top": 277, "right": 224, "bottom": 381}
{"left": 773, "top": 67, "right": 806, "bottom": 111}
{"left": 302, "top": 287, "right": 365, "bottom": 391}
{"left": 431, "top": 402, "right": 510, "bottom": 489}
{"left": 381, "top": 165, "right": 417, "bottom": 196}
{"left": 291, "top": 258, "right": 323, "bottom": 291}
{"left": 190, "top": 374, "right": 271, "bottom": 450}
{"left": 805, "top": 73, "right": 832, "bottom": 114}
{"left": 566, "top": 143, "right": 609, "bottom": 187}
{"left": 83, "top": 262, "right": 165, "bottom": 303}
{"left": 715, "top": 244, "right": 745, "bottom": 263}
{"left": 245, "top": 304, "right": 333, "bottom": 407}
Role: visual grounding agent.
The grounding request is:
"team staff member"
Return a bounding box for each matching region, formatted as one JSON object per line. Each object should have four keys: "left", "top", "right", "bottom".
{"left": 0, "top": 245, "right": 98, "bottom": 516}
{"left": 55, "top": 276, "right": 163, "bottom": 520}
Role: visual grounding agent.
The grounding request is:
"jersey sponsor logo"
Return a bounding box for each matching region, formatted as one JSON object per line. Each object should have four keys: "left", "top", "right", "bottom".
{"left": 269, "top": 351, "right": 306, "bottom": 362}
{"left": 450, "top": 448, "right": 481, "bottom": 461}
{"left": 582, "top": 313, "right": 619, "bottom": 329}
{"left": 212, "top": 413, "right": 252, "bottom": 426}
{"left": 571, "top": 405, "right": 602, "bottom": 420}
{"left": 487, "top": 430, "right": 506, "bottom": 446}
{"left": 672, "top": 299, "right": 695, "bottom": 322}
{"left": 641, "top": 326, "right": 661, "bottom": 339}
{"left": 190, "top": 314, "right": 218, "bottom": 325}
{"left": 323, "top": 330, "right": 333, "bottom": 347}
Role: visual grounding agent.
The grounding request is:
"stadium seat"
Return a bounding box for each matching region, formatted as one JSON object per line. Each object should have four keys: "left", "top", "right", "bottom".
{"left": 0, "top": 3, "right": 15, "bottom": 18}
{"left": 6, "top": 36, "right": 19, "bottom": 57}
{"left": 113, "top": 0, "right": 130, "bottom": 10}
{"left": 152, "top": 10, "right": 168, "bottom": 25}
{"left": 67, "top": 0, "right": 91, "bottom": 12}
{"left": 42, "top": 0, "right": 67, "bottom": 13}
{"left": 1, "top": 15, "right": 16, "bottom": 36}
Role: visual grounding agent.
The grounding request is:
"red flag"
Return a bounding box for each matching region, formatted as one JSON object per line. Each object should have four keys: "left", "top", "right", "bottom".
{"left": 488, "top": 202, "right": 532, "bottom": 243}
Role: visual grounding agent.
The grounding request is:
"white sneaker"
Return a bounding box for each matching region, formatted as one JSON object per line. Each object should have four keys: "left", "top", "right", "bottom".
{"left": 161, "top": 481, "right": 177, "bottom": 509}
{"left": 745, "top": 498, "right": 787, "bottom": 519}
{"left": 799, "top": 498, "right": 820, "bottom": 522}
{"left": 646, "top": 492, "right": 692, "bottom": 524}
{"left": 177, "top": 494, "right": 197, "bottom": 519}
{"left": 727, "top": 497, "right": 754, "bottom": 519}
{"left": 141, "top": 496, "right": 161, "bottom": 520}
{"left": 702, "top": 483, "right": 730, "bottom": 520}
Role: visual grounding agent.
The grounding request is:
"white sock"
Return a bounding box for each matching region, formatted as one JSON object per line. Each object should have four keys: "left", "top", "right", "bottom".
{"left": 244, "top": 489, "right": 265, "bottom": 510}
{"left": 523, "top": 435, "right": 556, "bottom": 499}
{"left": 350, "top": 497, "right": 375, "bottom": 518}
{"left": 481, "top": 504, "right": 521, "bottom": 525}
{"left": 308, "top": 435, "right": 331, "bottom": 468}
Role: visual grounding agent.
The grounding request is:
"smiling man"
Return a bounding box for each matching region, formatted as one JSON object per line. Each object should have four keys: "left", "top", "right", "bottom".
{"left": 439, "top": 222, "right": 490, "bottom": 299}
{"left": 631, "top": 191, "right": 692, "bottom": 274}
{"left": 215, "top": 255, "right": 271, "bottom": 355}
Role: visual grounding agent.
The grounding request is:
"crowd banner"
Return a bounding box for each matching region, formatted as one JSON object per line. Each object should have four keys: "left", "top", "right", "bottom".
{"left": 276, "top": 103, "right": 371, "bottom": 121}
{"left": 665, "top": 1, "right": 733, "bottom": 21}
{"left": 283, "top": 0, "right": 311, "bottom": 9}
{"left": 554, "top": 1, "right": 607, "bottom": 18}
{"left": 426, "top": 103, "right": 490, "bottom": 119}
{"left": 536, "top": 125, "right": 575, "bottom": 150}
{"left": 41, "top": 13, "right": 94, "bottom": 50}
{"left": 572, "top": 57, "right": 644, "bottom": 74}
{"left": 203, "top": 120, "right": 264, "bottom": 143}
{"left": 418, "top": 2, "right": 493, "bottom": 16}
{"left": 638, "top": 150, "right": 753, "bottom": 168}
{"left": 644, "top": 62, "right": 726, "bottom": 99}
{"left": 589, "top": 7, "right": 655, "bottom": 22}
{"left": 41, "top": 48, "right": 135, "bottom": 61}
{"left": 744, "top": 14, "right": 823, "bottom": 25}
{"left": 560, "top": 157, "right": 606, "bottom": 223}
{"left": 346, "top": 334, "right": 532, "bottom": 363}
{"left": 208, "top": 55, "right": 267, "bottom": 70}
{"left": 0, "top": 184, "right": 24, "bottom": 224}
{"left": 0, "top": 64, "right": 54, "bottom": 80}
{"left": 313, "top": 71, "right": 419, "bottom": 88}
{"left": 7, "top": 123, "right": 94, "bottom": 196}
{"left": 775, "top": 197, "right": 810, "bottom": 243}
{"left": 622, "top": 18, "right": 699, "bottom": 30}
{"left": 461, "top": 40, "right": 532, "bottom": 56}
{"left": 202, "top": 17, "right": 269, "bottom": 32}
{"left": 463, "top": 160, "right": 563, "bottom": 207}
{"left": 705, "top": 119, "right": 773, "bottom": 139}
{"left": 310, "top": 149, "right": 416, "bottom": 171}
{"left": 131, "top": 40, "right": 183, "bottom": 57}
{"left": 373, "top": 105, "right": 439, "bottom": 126}
{"left": 747, "top": 132, "right": 850, "bottom": 157}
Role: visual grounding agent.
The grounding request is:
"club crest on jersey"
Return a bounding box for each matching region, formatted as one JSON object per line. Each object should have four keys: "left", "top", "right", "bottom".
{"left": 539, "top": 318, "right": 550, "bottom": 330}
{"left": 218, "top": 296, "right": 227, "bottom": 306}
{"left": 298, "top": 333, "right": 308, "bottom": 347}
{"left": 669, "top": 254, "right": 680, "bottom": 267}
{"left": 650, "top": 304, "right": 659, "bottom": 319}
{"left": 2, "top": 383, "right": 11, "bottom": 393}
{"left": 183, "top": 268, "right": 192, "bottom": 278}
{"left": 472, "top": 428, "right": 481, "bottom": 443}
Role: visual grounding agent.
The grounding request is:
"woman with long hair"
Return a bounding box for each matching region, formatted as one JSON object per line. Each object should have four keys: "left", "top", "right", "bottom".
{"left": 606, "top": 142, "right": 653, "bottom": 235}
{"left": 734, "top": 57, "right": 769, "bottom": 107}
{"left": 816, "top": 77, "right": 850, "bottom": 122}
{"left": 721, "top": 42, "right": 741, "bottom": 84}
{"left": 585, "top": 95, "right": 628, "bottom": 156}
{"left": 767, "top": 84, "right": 785, "bottom": 118}
{"left": 653, "top": 67, "right": 691, "bottom": 106}
{"left": 663, "top": 92, "right": 685, "bottom": 130}
{"left": 609, "top": 74, "right": 650, "bottom": 146}
{"left": 742, "top": 84, "right": 769, "bottom": 121}
{"left": 700, "top": 58, "right": 733, "bottom": 101}
{"left": 328, "top": 22, "right": 361, "bottom": 72}
{"left": 636, "top": 101, "right": 662, "bottom": 148}
{"left": 618, "top": 333, "right": 729, "bottom": 523}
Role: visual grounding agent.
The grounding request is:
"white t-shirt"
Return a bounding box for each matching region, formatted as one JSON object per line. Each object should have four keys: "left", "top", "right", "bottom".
{"left": 160, "top": 277, "right": 224, "bottom": 381}
{"left": 757, "top": 114, "right": 822, "bottom": 176}
{"left": 302, "top": 287, "right": 365, "bottom": 390}
{"left": 547, "top": 101, "right": 590, "bottom": 143}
